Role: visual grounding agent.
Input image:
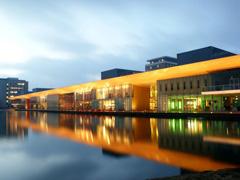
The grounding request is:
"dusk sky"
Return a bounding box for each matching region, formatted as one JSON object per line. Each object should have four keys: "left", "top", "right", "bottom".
{"left": 0, "top": 0, "right": 240, "bottom": 89}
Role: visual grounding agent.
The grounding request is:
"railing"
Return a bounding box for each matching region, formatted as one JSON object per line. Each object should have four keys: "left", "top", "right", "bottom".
{"left": 205, "top": 84, "right": 240, "bottom": 91}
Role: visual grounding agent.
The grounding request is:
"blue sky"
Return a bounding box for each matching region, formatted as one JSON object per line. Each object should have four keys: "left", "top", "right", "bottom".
{"left": 0, "top": 0, "right": 240, "bottom": 89}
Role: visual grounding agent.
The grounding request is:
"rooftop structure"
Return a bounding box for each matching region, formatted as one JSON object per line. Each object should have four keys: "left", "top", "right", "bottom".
{"left": 177, "top": 46, "right": 235, "bottom": 65}
{"left": 101, "top": 68, "right": 142, "bottom": 80}
{"left": 145, "top": 56, "right": 178, "bottom": 71}
{"left": 32, "top": 88, "right": 53, "bottom": 93}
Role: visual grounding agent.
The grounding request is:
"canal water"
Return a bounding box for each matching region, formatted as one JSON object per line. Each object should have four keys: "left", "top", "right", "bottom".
{"left": 0, "top": 110, "right": 240, "bottom": 180}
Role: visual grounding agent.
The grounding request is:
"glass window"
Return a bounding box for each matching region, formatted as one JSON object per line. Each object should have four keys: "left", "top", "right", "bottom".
{"left": 197, "top": 80, "right": 200, "bottom": 88}
{"left": 183, "top": 82, "right": 186, "bottom": 90}
{"left": 204, "top": 79, "right": 208, "bottom": 86}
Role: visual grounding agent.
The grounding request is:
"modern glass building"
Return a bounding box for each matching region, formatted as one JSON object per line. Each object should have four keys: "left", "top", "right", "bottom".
{"left": 11, "top": 55, "right": 240, "bottom": 113}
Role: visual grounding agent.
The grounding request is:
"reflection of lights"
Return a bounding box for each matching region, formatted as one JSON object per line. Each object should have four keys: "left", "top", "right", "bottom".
{"left": 103, "top": 117, "right": 115, "bottom": 128}
{"left": 74, "top": 129, "right": 94, "bottom": 142}
{"left": 187, "top": 120, "right": 202, "bottom": 134}
{"left": 39, "top": 114, "right": 48, "bottom": 131}
{"left": 102, "top": 127, "right": 111, "bottom": 145}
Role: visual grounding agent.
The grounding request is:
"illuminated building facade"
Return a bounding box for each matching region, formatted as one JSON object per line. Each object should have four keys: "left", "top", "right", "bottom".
{"left": 158, "top": 69, "right": 240, "bottom": 112}
{"left": 11, "top": 55, "right": 240, "bottom": 113}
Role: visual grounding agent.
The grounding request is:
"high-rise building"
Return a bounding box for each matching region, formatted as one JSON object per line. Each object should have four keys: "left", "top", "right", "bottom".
{"left": 0, "top": 78, "right": 28, "bottom": 109}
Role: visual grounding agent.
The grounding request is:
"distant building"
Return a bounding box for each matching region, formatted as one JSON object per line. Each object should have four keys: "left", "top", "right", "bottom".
{"left": 0, "top": 78, "right": 28, "bottom": 108}
{"left": 32, "top": 88, "right": 53, "bottom": 93}
{"left": 101, "top": 68, "right": 142, "bottom": 80}
{"left": 177, "top": 46, "right": 236, "bottom": 65}
{"left": 145, "top": 56, "right": 177, "bottom": 71}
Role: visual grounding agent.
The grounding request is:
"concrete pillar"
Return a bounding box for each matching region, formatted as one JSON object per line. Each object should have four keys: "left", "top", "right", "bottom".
{"left": 25, "top": 99, "right": 30, "bottom": 110}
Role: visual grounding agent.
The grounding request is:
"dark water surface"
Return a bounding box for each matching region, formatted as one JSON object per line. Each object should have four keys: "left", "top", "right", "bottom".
{"left": 0, "top": 110, "right": 240, "bottom": 180}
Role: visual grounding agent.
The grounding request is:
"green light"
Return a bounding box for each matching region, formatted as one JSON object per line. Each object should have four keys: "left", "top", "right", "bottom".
{"left": 193, "top": 100, "right": 197, "bottom": 109}
{"left": 171, "top": 101, "right": 174, "bottom": 109}
{"left": 178, "top": 101, "right": 182, "bottom": 109}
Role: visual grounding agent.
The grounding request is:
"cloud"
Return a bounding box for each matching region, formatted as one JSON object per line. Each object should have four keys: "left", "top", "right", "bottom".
{"left": 0, "top": 9, "right": 77, "bottom": 65}
{"left": 0, "top": 0, "right": 240, "bottom": 88}
{"left": 0, "top": 68, "right": 23, "bottom": 77}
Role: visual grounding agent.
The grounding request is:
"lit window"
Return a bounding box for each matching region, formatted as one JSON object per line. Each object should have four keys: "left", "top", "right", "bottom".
{"left": 17, "top": 83, "right": 25, "bottom": 86}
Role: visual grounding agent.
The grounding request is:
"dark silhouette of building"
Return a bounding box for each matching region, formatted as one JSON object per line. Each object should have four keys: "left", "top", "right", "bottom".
{"left": 177, "top": 46, "right": 236, "bottom": 65}
{"left": 32, "top": 88, "right": 53, "bottom": 92}
{"left": 101, "top": 68, "right": 142, "bottom": 80}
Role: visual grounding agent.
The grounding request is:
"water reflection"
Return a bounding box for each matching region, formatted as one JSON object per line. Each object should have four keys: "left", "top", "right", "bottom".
{"left": 7, "top": 111, "right": 240, "bottom": 171}
{"left": 0, "top": 111, "right": 27, "bottom": 138}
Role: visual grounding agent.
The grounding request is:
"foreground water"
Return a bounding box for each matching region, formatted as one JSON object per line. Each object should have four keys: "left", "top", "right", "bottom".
{"left": 0, "top": 110, "right": 240, "bottom": 180}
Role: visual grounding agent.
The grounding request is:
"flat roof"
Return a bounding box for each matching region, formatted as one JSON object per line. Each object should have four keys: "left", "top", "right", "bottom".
{"left": 11, "top": 55, "right": 240, "bottom": 100}
{"left": 101, "top": 68, "right": 142, "bottom": 73}
{"left": 147, "top": 56, "right": 177, "bottom": 62}
{"left": 177, "top": 46, "right": 236, "bottom": 56}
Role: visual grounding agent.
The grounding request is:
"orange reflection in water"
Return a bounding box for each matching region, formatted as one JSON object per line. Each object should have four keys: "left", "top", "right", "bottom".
{"left": 9, "top": 112, "right": 240, "bottom": 172}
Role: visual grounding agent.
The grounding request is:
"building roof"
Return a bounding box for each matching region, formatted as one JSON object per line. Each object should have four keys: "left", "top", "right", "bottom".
{"left": 147, "top": 56, "right": 177, "bottom": 63}
{"left": 11, "top": 55, "right": 240, "bottom": 100}
{"left": 101, "top": 68, "right": 142, "bottom": 73}
{"left": 177, "top": 46, "right": 236, "bottom": 56}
